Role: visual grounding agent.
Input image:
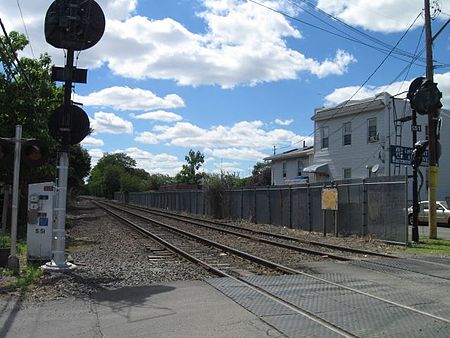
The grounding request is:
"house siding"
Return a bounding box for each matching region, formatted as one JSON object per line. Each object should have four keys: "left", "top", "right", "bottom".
{"left": 268, "top": 93, "right": 449, "bottom": 201}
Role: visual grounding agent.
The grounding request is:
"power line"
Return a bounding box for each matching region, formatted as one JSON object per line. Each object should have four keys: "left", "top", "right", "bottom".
{"left": 247, "top": 0, "right": 430, "bottom": 67}
{"left": 0, "top": 18, "right": 34, "bottom": 93}
{"left": 288, "top": 0, "right": 430, "bottom": 65}
{"left": 276, "top": 11, "right": 422, "bottom": 152}
{"left": 16, "top": 0, "right": 35, "bottom": 58}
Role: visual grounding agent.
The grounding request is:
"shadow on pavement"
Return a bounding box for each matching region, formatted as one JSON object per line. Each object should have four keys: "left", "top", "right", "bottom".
{"left": 89, "top": 285, "right": 177, "bottom": 323}
{"left": 0, "top": 293, "right": 24, "bottom": 338}
{"left": 91, "top": 285, "right": 176, "bottom": 303}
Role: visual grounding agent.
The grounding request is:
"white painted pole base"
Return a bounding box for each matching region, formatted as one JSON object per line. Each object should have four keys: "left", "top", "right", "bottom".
{"left": 41, "top": 260, "right": 76, "bottom": 272}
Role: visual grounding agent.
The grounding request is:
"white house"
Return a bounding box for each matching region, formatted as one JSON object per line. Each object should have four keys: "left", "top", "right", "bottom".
{"left": 268, "top": 92, "right": 450, "bottom": 200}
{"left": 264, "top": 145, "right": 314, "bottom": 185}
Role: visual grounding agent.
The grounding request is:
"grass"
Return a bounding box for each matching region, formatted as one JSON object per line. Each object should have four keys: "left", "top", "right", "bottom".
{"left": 0, "top": 241, "right": 43, "bottom": 292}
{"left": 405, "top": 238, "right": 450, "bottom": 254}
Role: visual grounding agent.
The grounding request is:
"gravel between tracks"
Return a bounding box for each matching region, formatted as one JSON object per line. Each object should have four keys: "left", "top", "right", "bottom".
{"left": 27, "top": 199, "right": 211, "bottom": 302}
{"left": 23, "top": 198, "right": 399, "bottom": 302}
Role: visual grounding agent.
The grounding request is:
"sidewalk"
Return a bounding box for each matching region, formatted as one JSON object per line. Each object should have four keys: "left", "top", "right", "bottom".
{"left": 0, "top": 280, "right": 280, "bottom": 338}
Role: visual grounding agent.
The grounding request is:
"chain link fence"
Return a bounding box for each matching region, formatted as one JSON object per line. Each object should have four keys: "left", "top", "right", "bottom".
{"left": 116, "top": 176, "right": 407, "bottom": 242}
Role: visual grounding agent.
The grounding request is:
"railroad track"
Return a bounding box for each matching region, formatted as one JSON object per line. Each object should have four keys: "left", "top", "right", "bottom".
{"left": 111, "top": 201, "right": 390, "bottom": 260}
{"left": 114, "top": 201, "right": 450, "bottom": 281}
{"left": 93, "top": 200, "right": 450, "bottom": 337}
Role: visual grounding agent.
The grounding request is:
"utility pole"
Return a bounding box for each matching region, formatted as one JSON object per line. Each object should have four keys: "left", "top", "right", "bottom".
{"left": 424, "top": 0, "right": 438, "bottom": 239}
{"left": 8, "top": 125, "right": 22, "bottom": 271}
{"left": 411, "top": 109, "right": 419, "bottom": 242}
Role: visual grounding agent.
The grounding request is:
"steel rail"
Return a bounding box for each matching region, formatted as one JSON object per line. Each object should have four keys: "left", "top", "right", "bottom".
{"left": 100, "top": 200, "right": 450, "bottom": 325}
{"left": 104, "top": 202, "right": 352, "bottom": 261}
{"left": 121, "top": 201, "right": 395, "bottom": 258}
{"left": 94, "top": 200, "right": 355, "bottom": 337}
{"left": 97, "top": 201, "right": 298, "bottom": 274}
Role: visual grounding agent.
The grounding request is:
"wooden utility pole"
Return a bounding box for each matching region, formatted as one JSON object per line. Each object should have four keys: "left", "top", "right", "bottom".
{"left": 424, "top": 0, "right": 438, "bottom": 239}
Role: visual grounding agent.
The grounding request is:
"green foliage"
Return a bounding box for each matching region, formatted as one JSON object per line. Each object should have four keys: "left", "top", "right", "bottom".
{"left": 0, "top": 31, "right": 90, "bottom": 191}
{"left": 148, "top": 173, "right": 175, "bottom": 190}
{"left": 3, "top": 265, "right": 43, "bottom": 291}
{"left": 175, "top": 149, "right": 205, "bottom": 184}
{"left": 88, "top": 153, "right": 154, "bottom": 197}
{"left": 249, "top": 161, "right": 271, "bottom": 186}
{"left": 0, "top": 235, "right": 11, "bottom": 248}
{"left": 205, "top": 171, "right": 249, "bottom": 190}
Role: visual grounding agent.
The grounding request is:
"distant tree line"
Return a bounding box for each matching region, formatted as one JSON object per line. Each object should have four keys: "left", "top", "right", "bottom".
{"left": 87, "top": 149, "right": 272, "bottom": 198}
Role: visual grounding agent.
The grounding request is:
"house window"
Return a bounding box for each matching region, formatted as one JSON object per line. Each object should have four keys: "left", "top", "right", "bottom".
{"left": 282, "top": 162, "right": 286, "bottom": 178}
{"left": 343, "top": 122, "right": 351, "bottom": 146}
{"left": 321, "top": 127, "right": 329, "bottom": 149}
{"left": 343, "top": 168, "right": 351, "bottom": 179}
{"left": 297, "top": 160, "right": 302, "bottom": 176}
{"left": 367, "top": 118, "right": 378, "bottom": 143}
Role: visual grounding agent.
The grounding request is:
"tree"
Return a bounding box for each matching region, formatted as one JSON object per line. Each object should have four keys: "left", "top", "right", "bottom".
{"left": 249, "top": 161, "right": 271, "bottom": 186}
{"left": 148, "top": 173, "right": 175, "bottom": 190}
{"left": 88, "top": 153, "right": 154, "bottom": 197}
{"left": 0, "top": 31, "right": 90, "bottom": 191}
{"left": 175, "top": 149, "right": 205, "bottom": 184}
{"left": 0, "top": 31, "right": 91, "bottom": 235}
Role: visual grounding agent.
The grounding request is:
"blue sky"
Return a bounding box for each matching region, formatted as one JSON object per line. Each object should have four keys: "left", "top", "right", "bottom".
{"left": 2, "top": 0, "right": 450, "bottom": 177}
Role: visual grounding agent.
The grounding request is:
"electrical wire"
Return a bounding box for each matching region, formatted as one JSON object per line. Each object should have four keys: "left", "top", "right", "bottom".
{"left": 247, "top": 0, "right": 432, "bottom": 67}
{"left": 0, "top": 18, "right": 35, "bottom": 94}
{"left": 288, "top": 0, "right": 430, "bottom": 66}
{"left": 276, "top": 11, "right": 423, "bottom": 153}
{"left": 16, "top": 0, "right": 35, "bottom": 58}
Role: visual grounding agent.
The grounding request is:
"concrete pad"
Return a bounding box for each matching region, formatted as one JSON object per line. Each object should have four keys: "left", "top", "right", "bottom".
{"left": 0, "top": 280, "right": 281, "bottom": 338}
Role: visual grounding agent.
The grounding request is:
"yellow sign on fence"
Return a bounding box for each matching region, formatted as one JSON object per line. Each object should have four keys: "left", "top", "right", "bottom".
{"left": 321, "top": 188, "right": 338, "bottom": 210}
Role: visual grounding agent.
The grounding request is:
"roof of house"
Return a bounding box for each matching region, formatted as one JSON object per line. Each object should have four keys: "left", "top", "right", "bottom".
{"left": 312, "top": 92, "right": 390, "bottom": 121}
{"left": 264, "top": 146, "right": 314, "bottom": 161}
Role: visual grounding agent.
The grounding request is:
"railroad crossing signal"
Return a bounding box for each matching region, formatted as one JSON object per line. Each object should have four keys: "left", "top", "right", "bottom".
{"left": 0, "top": 138, "right": 48, "bottom": 168}
{"left": 22, "top": 140, "right": 49, "bottom": 167}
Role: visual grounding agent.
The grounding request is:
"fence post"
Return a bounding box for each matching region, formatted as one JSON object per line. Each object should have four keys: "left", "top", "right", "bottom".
{"left": 307, "top": 183, "right": 312, "bottom": 232}
{"left": 241, "top": 189, "right": 244, "bottom": 219}
{"left": 362, "top": 179, "right": 367, "bottom": 236}
{"left": 254, "top": 188, "right": 257, "bottom": 224}
{"left": 289, "top": 187, "right": 292, "bottom": 228}
{"left": 267, "top": 188, "right": 271, "bottom": 224}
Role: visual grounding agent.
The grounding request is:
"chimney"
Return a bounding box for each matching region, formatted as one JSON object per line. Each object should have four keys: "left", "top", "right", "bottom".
{"left": 303, "top": 140, "right": 306, "bottom": 148}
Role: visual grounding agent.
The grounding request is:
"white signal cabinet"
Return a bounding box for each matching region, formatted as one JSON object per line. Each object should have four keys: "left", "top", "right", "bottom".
{"left": 26, "top": 182, "right": 57, "bottom": 260}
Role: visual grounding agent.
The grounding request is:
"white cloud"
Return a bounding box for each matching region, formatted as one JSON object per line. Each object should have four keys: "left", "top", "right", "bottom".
{"left": 158, "top": 121, "right": 305, "bottom": 149}
{"left": 274, "top": 118, "right": 294, "bottom": 126}
{"left": 316, "top": 1, "right": 450, "bottom": 33}
{"left": 132, "top": 110, "right": 183, "bottom": 122}
{"left": 211, "top": 161, "right": 243, "bottom": 173}
{"left": 81, "top": 136, "right": 104, "bottom": 147}
{"left": 204, "top": 147, "right": 269, "bottom": 161}
{"left": 74, "top": 87, "right": 185, "bottom": 111}
{"left": 90, "top": 111, "right": 133, "bottom": 134}
{"left": 323, "top": 73, "right": 450, "bottom": 109}
{"left": 88, "top": 148, "right": 105, "bottom": 167}
{"left": 435, "top": 73, "right": 450, "bottom": 109}
{"left": 135, "top": 119, "right": 311, "bottom": 161}
{"left": 114, "top": 147, "right": 184, "bottom": 176}
{"left": 2, "top": 0, "right": 355, "bottom": 88}
{"left": 134, "top": 131, "right": 159, "bottom": 144}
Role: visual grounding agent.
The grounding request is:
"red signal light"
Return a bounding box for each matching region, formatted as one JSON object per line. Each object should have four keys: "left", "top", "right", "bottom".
{"left": 22, "top": 140, "right": 48, "bottom": 167}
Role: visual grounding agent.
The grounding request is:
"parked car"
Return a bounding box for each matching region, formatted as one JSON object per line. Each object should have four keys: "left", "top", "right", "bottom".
{"left": 408, "top": 201, "right": 450, "bottom": 226}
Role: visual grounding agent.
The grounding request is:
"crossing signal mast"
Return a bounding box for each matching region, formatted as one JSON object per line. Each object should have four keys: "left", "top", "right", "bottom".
{"left": 43, "top": 0, "right": 105, "bottom": 271}
{"left": 408, "top": 1, "right": 444, "bottom": 241}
